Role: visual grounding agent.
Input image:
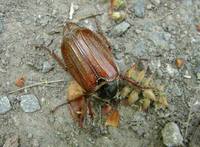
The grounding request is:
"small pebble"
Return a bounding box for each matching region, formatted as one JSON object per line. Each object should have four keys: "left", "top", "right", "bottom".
{"left": 0, "top": 96, "right": 11, "bottom": 114}
{"left": 19, "top": 94, "right": 40, "bottom": 113}
{"left": 134, "top": 0, "right": 145, "bottom": 18}
{"left": 111, "top": 21, "right": 130, "bottom": 36}
{"left": 146, "top": 4, "right": 153, "bottom": 10}
{"left": 42, "top": 61, "right": 54, "bottom": 73}
{"left": 183, "top": 71, "right": 191, "bottom": 79}
{"left": 175, "top": 58, "right": 185, "bottom": 69}
{"left": 162, "top": 122, "right": 183, "bottom": 147}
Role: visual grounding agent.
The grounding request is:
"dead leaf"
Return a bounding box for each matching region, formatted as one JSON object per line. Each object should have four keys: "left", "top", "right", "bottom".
{"left": 120, "top": 86, "right": 132, "bottom": 98}
{"left": 142, "top": 98, "right": 151, "bottom": 111}
{"left": 67, "top": 80, "right": 85, "bottom": 101}
{"left": 136, "top": 70, "right": 146, "bottom": 82}
{"left": 156, "top": 96, "right": 168, "bottom": 109}
{"left": 15, "top": 76, "right": 26, "bottom": 88}
{"left": 196, "top": 24, "right": 200, "bottom": 32}
{"left": 175, "top": 58, "right": 185, "bottom": 69}
{"left": 128, "top": 90, "right": 139, "bottom": 104}
{"left": 143, "top": 89, "right": 156, "bottom": 101}
{"left": 105, "top": 110, "right": 120, "bottom": 127}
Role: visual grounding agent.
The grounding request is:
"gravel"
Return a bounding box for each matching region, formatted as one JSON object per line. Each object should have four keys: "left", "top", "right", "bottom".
{"left": 19, "top": 94, "right": 41, "bottom": 113}
{"left": 162, "top": 122, "right": 183, "bottom": 147}
{"left": 0, "top": 96, "right": 11, "bottom": 114}
{"left": 42, "top": 61, "right": 54, "bottom": 73}
{"left": 111, "top": 21, "right": 130, "bottom": 36}
{"left": 134, "top": 0, "right": 145, "bottom": 18}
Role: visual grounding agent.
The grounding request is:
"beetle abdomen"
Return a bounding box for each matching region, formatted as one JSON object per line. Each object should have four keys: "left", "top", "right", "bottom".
{"left": 61, "top": 23, "right": 118, "bottom": 92}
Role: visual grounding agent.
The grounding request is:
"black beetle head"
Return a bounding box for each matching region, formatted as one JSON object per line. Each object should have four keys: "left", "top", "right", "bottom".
{"left": 97, "top": 80, "right": 118, "bottom": 99}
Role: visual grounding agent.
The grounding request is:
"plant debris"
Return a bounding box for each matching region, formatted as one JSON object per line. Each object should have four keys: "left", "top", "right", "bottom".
{"left": 15, "top": 76, "right": 26, "bottom": 88}
{"left": 120, "top": 65, "right": 168, "bottom": 110}
{"left": 105, "top": 109, "right": 120, "bottom": 127}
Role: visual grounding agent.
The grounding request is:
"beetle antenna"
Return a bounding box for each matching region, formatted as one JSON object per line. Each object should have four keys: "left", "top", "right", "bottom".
{"left": 119, "top": 74, "right": 151, "bottom": 90}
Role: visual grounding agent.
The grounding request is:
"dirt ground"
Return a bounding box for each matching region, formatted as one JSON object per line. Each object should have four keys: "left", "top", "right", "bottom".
{"left": 0, "top": 0, "right": 200, "bottom": 147}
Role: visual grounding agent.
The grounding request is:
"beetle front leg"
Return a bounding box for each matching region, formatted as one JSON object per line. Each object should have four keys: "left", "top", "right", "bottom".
{"left": 87, "top": 100, "right": 94, "bottom": 119}
{"left": 34, "top": 44, "right": 68, "bottom": 72}
{"left": 67, "top": 96, "right": 87, "bottom": 128}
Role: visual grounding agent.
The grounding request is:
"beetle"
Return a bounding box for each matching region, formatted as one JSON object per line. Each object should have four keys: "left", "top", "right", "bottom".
{"left": 36, "top": 22, "right": 143, "bottom": 127}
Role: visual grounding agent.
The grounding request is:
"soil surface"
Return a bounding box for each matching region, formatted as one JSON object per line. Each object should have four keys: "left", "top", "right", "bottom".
{"left": 0, "top": 0, "right": 200, "bottom": 147}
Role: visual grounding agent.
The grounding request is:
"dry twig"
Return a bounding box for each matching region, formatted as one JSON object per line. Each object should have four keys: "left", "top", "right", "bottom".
{"left": 8, "top": 79, "right": 66, "bottom": 94}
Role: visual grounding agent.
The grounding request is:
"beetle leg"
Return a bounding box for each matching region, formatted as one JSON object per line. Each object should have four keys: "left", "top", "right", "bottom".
{"left": 35, "top": 45, "right": 68, "bottom": 72}
{"left": 67, "top": 96, "right": 87, "bottom": 127}
{"left": 87, "top": 100, "right": 94, "bottom": 119}
{"left": 50, "top": 101, "right": 68, "bottom": 113}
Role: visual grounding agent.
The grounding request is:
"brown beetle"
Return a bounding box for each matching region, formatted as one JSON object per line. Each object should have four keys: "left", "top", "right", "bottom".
{"left": 37, "top": 22, "right": 142, "bottom": 127}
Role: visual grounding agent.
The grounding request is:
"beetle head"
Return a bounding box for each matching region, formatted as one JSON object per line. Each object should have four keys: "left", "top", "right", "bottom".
{"left": 97, "top": 80, "right": 118, "bottom": 100}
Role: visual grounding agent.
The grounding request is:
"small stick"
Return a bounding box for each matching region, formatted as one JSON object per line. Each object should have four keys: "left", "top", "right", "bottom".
{"left": 8, "top": 79, "right": 66, "bottom": 94}
{"left": 75, "top": 12, "right": 104, "bottom": 22}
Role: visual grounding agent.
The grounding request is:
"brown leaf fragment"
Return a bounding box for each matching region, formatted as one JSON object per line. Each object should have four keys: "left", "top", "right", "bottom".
{"left": 67, "top": 80, "right": 85, "bottom": 101}
{"left": 175, "top": 58, "right": 185, "bottom": 69}
{"left": 196, "top": 24, "right": 200, "bottom": 32}
{"left": 15, "top": 76, "right": 26, "bottom": 88}
{"left": 105, "top": 110, "right": 120, "bottom": 127}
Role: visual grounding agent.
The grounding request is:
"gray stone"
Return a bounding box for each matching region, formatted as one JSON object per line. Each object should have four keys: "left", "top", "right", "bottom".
{"left": 42, "top": 61, "right": 54, "bottom": 73}
{"left": 0, "top": 17, "right": 3, "bottom": 34}
{"left": 134, "top": 0, "right": 145, "bottom": 18}
{"left": 148, "top": 32, "right": 168, "bottom": 48}
{"left": 19, "top": 94, "right": 40, "bottom": 112}
{"left": 111, "top": 22, "right": 130, "bottom": 36}
{"left": 0, "top": 96, "right": 11, "bottom": 114}
{"left": 162, "top": 122, "right": 183, "bottom": 147}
